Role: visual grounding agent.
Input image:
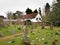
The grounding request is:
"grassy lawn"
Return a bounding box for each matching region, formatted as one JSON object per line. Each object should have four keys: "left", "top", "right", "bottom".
{"left": 0, "top": 24, "right": 23, "bottom": 36}
{"left": 0, "top": 25, "right": 60, "bottom": 45}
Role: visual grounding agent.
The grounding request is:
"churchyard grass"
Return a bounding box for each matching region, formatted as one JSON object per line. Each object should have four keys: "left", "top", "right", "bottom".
{"left": 0, "top": 25, "right": 60, "bottom": 45}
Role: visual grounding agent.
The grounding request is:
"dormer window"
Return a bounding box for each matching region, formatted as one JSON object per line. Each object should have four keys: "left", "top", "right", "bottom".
{"left": 39, "top": 18, "right": 41, "bottom": 20}
{"left": 36, "top": 18, "right": 38, "bottom": 20}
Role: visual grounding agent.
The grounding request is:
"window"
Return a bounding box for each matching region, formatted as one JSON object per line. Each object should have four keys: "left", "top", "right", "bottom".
{"left": 36, "top": 18, "right": 38, "bottom": 20}
{"left": 39, "top": 18, "right": 41, "bottom": 20}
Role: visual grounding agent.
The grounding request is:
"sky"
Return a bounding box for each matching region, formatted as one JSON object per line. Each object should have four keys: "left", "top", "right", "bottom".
{"left": 0, "top": 0, "right": 56, "bottom": 17}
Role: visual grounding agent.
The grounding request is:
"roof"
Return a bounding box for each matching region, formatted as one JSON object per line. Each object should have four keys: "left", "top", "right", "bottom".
{"left": 21, "top": 13, "right": 38, "bottom": 19}
{"left": 0, "top": 15, "right": 4, "bottom": 18}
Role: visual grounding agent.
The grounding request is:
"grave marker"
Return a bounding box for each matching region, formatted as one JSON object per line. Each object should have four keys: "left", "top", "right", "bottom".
{"left": 0, "top": 31, "right": 3, "bottom": 37}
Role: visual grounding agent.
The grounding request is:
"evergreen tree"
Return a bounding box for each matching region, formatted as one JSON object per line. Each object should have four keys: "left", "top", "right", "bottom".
{"left": 25, "top": 8, "right": 32, "bottom": 14}
{"left": 33, "top": 9, "right": 38, "bottom": 13}
{"left": 47, "top": 0, "right": 60, "bottom": 22}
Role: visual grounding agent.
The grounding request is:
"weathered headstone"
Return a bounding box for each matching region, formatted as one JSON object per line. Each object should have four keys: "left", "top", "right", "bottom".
{"left": 39, "top": 39, "right": 41, "bottom": 42}
{"left": 17, "top": 37, "right": 20, "bottom": 38}
{"left": 27, "top": 35, "right": 30, "bottom": 38}
{"left": 32, "top": 40, "right": 35, "bottom": 42}
{"left": 0, "top": 31, "right": 3, "bottom": 37}
{"left": 8, "top": 40, "right": 15, "bottom": 44}
{"left": 36, "top": 37, "right": 39, "bottom": 39}
{"left": 42, "top": 38, "right": 45, "bottom": 41}
{"left": 30, "top": 42, "right": 33, "bottom": 45}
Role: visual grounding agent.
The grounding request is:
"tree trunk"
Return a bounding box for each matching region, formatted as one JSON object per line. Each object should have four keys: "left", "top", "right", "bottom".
{"left": 50, "top": 22, "right": 53, "bottom": 30}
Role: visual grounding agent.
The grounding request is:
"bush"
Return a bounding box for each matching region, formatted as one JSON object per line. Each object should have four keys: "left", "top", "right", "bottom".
{"left": 53, "top": 21, "right": 60, "bottom": 26}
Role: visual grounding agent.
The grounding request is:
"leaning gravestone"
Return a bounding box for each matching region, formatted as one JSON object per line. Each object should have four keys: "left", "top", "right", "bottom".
{"left": 0, "top": 31, "right": 3, "bottom": 37}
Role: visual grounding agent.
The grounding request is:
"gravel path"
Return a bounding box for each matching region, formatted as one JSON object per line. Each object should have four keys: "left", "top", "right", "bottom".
{"left": 0, "top": 32, "right": 23, "bottom": 40}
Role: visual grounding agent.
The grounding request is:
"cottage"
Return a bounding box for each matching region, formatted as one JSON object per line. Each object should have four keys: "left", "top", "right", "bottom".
{"left": 3, "top": 13, "right": 42, "bottom": 25}
{"left": 21, "top": 13, "right": 42, "bottom": 22}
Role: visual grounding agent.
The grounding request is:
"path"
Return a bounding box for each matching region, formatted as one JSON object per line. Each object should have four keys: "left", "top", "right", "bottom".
{"left": 0, "top": 32, "right": 23, "bottom": 40}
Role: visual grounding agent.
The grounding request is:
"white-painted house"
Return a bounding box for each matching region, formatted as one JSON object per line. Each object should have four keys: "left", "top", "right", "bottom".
{"left": 2, "top": 13, "right": 42, "bottom": 25}
{"left": 21, "top": 13, "right": 42, "bottom": 22}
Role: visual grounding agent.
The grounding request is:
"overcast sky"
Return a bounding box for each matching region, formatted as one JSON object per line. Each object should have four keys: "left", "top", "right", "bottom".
{"left": 0, "top": 0, "right": 56, "bottom": 17}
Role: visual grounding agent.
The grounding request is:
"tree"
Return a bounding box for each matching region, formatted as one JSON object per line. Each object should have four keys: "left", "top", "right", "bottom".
{"left": 15, "top": 11, "right": 23, "bottom": 18}
{"left": 7, "top": 11, "right": 13, "bottom": 19}
{"left": 25, "top": 8, "right": 32, "bottom": 14}
{"left": 13, "top": 13, "right": 17, "bottom": 19}
{"left": 51, "top": 0, "right": 60, "bottom": 22}
{"left": 33, "top": 9, "right": 38, "bottom": 13}
{"left": 45, "top": 3, "right": 50, "bottom": 15}
{"left": 45, "top": 3, "right": 50, "bottom": 21}
{"left": 44, "top": 3, "right": 53, "bottom": 30}
{"left": 46, "top": 0, "right": 60, "bottom": 27}
{"left": 13, "top": 11, "right": 23, "bottom": 19}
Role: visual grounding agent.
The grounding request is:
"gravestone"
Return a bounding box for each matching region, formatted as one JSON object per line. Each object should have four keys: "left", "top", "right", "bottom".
{"left": 17, "top": 37, "right": 20, "bottom": 38}
{"left": 8, "top": 40, "right": 15, "bottom": 44}
{"left": 39, "top": 39, "right": 41, "bottom": 42}
{"left": 0, "top": 31, "right": 3, "bottom": 37}
{"left": 36, "top": 37, "right": 39, "bottom": 39}
{"left": 27, "top": 35, "right": 30, "bottom": 38}
{"left": 30, "top": 42, "right": 33, "bottom": 45}
{"left": 32, "top": 40, "right": 35, "bottom": 42}
{"left": 42, "top": 38, "right": 45, "bottom": 41}
{"left": 55, "top": 32, "right": 59, "bottom": 35}
{"left": 44, "top": 42, "right": 48, "bottom": 45}
{"left": 11, "top": 29, "right": 15, "bottom": 34}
